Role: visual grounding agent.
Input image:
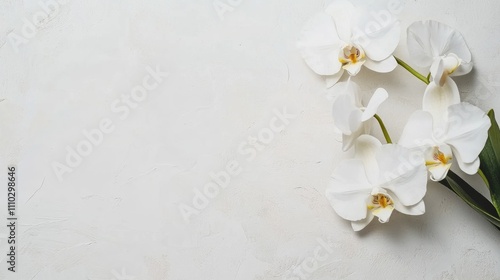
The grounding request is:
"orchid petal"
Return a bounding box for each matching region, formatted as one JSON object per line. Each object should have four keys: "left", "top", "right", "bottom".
{"left": 363, "top": 56, "right": 397, "bottom": 73}
{"left": 407, "top": 20, "right": 471, "bottom": 68}
{"left": 430, "top": 58, "right": 446, "bottom": 87}
{"left": 376, "top": 144, "right": 428, "bottom": 206}
{"left": 351, "top": 213, "right": 374, "bottom": 231}
{"left": 326, "top": 77, "right": 350, "bottom": 101}
{"left": 325, "top": 0, "right": 355, "bottom": 42}
{"left": 445, "top": 102, "right": 491, "bottom": 164}
{"left": 451, "top": 60, "right": 473, "bottom": 77}
{"left": 441, "top": 53, "right": 461, "bottom": 73}
{"left": 332, "top": 82, "right": 360, "bottom": 134}
{"left": 331, "top": 79, "right": 361, "bottom": 103}
{"left": 297, "top": 13, "right": 343, "bottom": 75}
{"left": 361, "top": 88, "right": 388, "bottom": 121}
{"left": 406, "top": 22, "right": 435, "bottom": 67}
{"left": 343, "top": 61, "right": 365, "bottom": 76}
{"left": 326, "top": 159, "right": 372, "bottom": 221}
{"left": 398, "top": 110, "right": 435, "bottom": 149}
{"left": 428, "top": 163, "right": 452, "bottom": 181}
{"left": 348, "top": 109, "right": 363, "bottom": 134}
{"left": 342, "top": 122, "right": 369, "bottom": 151}
{"left": 354, "top": 133, "right": 383, "bottom": 159}
{"left": 454, "top": 156, "right": 480, "bottom": 175}
{"left": 325, "top": 70, "right": 345, "bottom": 88}
{"left": 393, "top": 199, "right": 425, "bottom": 216}
{"left": 430, "top": 54, "right": 467, "bottom": 86}
{"left": 373, "top": 204, "right": 394, "bottom": 223}
{"left": 423, "top": 77, "right": 460, "bottom": 128}
{"left": 354, "top": 135, "right": 382, "bottom": 183}
{"left": 333, "top": 104, "right": 355, "bottom": 134}
{"left": 354, "top": 20, "right": 400, "bottom": 62}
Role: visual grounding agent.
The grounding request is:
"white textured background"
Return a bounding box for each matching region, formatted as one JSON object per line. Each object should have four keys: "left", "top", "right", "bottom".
{"left": 1, "top": 0, "right": 500, "bottom": 279}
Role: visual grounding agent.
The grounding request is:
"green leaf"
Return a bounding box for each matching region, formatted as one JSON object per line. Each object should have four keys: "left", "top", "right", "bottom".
{"left": 441, "top": 171, "right": 500, "bottom": 230}
{"left": 479, "top": 110, "right": 500, "bottom": 216}
{"left": 444, "top": 171, "right": 499, "bottom": 215}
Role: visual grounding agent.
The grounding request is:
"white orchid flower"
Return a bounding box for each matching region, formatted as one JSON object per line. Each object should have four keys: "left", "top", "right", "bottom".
{"left": 407, "top": 20, "right": 473, "bottom": 122}
{"left": 297, "top": 0, "right": 400, "bottom": 87}
{"left": 331, "top": 80, "right": 388, "bottom": 151}
{"left": 326, "top": 135, "right": 428, "bottom": 231}
{"left": 399, "top": 102, "right": 491, "bottom": 181}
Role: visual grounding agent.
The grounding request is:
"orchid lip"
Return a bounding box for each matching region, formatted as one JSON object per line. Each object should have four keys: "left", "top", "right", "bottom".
{"left": 367, "top": 189, "right": 395, "bottom": 223}
{"left": 368, "top": 192, "right": 394, "bottom": 209}
{"left": 425, "top": 146, "right": 452, "bottom": 166}
{"left": 339, "top": 44, "right": 366, "bottom": 66}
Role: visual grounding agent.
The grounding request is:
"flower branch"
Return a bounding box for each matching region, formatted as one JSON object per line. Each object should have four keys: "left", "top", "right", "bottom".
{"left": 374, "top": 114, "right": 392, "bottom": 144}
{"left": 395, "top": 56, "right": 430, "bottom": 85}
{"left": 298, "top": 1, "right": 498, "bottom": 233}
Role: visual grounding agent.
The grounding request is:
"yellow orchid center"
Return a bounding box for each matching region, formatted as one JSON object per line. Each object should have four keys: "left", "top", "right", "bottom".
{"left": 339, "top": 45, "right": 364, "bottom": 65}
{"left": 375, "top": 193, "right": 392, "bottom": 208}
{"left": 366, "top": 190, "right": 395, "bottom": 223}
{"left": 434, "top": 149, "right": 448, "bottom": 164}
{"left": 426, "top": 146, "right": 452, "bottom": 166}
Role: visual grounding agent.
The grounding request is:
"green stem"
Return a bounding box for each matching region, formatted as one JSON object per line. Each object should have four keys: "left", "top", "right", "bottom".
{"left": 395, "top": 56, "right": 430, "bottom": 85}
{"left": 374, "top": 114, "right": 392, "bottom": 144}
{"left": 478, "top": 168, "right": 490, "bottom": 189}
